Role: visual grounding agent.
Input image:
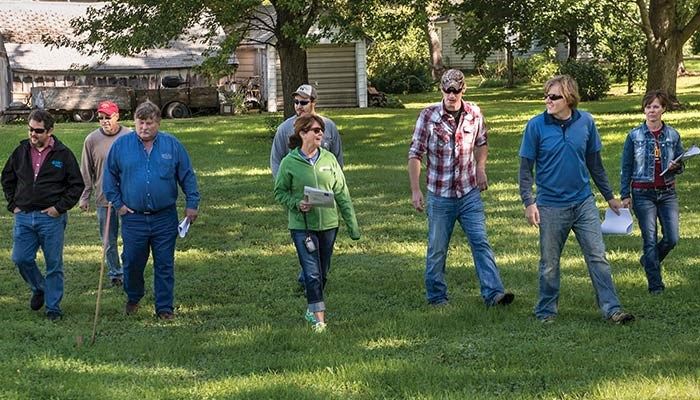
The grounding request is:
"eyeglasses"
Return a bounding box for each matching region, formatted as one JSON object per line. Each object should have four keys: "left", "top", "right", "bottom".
{"left": 442, "top": 87, "right": 463, "bottom": 94}
{"left": 544, "top": 94, "right": 564, "bottom": 101}
{"left": 294, "top": 100, "right": 310, "bottom": 106}
{"left": 303, "top": 127, "right": 323, "bottom": 134}
{"left": 28, "top": 127, "right": 48, "bottom": 134}
{"left": 98, "top": 115, "right": 114, "bottom": 121}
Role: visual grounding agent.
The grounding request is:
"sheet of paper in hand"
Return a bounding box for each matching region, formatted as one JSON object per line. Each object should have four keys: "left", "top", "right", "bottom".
{"left": 661, "top": 144, "right": 700, "bottom": 175}
{"left": 303, "top": 186, "right": 335, "bottom": 208}
{"left": 601, "top": 208, "right": 634, "bottom": 235}
{"left": 178, "top": 217, "right": 190, "bottom": 238}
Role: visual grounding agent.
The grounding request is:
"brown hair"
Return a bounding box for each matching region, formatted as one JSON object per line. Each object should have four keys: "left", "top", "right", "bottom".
{"left": 642, "top": 90, "right": 669, "bottom": 111}
{"left": 544, "top": 75, "right": 580, "bottom": 109}
{"left": 28, "top": 109, "right": 55, "bottom": 131}
{"left": 288, "top": 114, "right": 326, "bottom": 149}
{"left": 134, "top": 100, "right": 161, "bottom": 121}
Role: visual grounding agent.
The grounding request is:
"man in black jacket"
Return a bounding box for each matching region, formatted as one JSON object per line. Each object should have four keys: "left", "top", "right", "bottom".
{"left": 1, "top": 110, "right": 84, "bottom": 321}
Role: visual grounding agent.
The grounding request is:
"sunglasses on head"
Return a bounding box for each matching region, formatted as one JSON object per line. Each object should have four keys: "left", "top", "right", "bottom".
{"left": 28, "top": 127, "right": 48, "bottom": 134}
{"left": 294, "top": 99, "right": 310, "bottom": 106}
{"left": 303, "top": 127, "right": 323, "bottom": 134}
{"left": 442, "top": 87, "right": 463, "bottom": 94}
{"left": 544, "top": 94, "right": 564, "bottom": 101}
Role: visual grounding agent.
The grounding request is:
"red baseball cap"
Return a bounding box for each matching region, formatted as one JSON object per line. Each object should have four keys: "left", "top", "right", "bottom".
{"left": 97, "top": 101, "right": 119, "bottom": 117}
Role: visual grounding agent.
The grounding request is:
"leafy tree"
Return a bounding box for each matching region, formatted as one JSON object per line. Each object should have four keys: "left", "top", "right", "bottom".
{"left": 449, "top": 0, "right": 535, "bottom": 87}
{"left": 45, "top": 0, "right": 404, "bottom": 117}
{"left": 599, "top": 3, "right": 646, "bottom": 93}
{"left": 530, "top": 0, "right": 605, "bottom": 61}
{"left": 629, "top": 0, "right": 700, "bottom": 103}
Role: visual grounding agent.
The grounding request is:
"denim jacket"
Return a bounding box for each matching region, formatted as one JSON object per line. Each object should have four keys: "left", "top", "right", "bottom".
{"left": 620, "top": 122, "right": 684, "bottom": 199}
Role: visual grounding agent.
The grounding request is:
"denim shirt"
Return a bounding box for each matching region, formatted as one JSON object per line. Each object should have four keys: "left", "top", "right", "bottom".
{"left": 103, "top": 131, "right": 200, "bottom": 212}
{"left": 620, "top": 122, "right": 684, "bottom": 199}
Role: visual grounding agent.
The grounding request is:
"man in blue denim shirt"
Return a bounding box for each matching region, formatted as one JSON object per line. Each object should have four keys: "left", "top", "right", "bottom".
{"left": 519, "top": 75, "right": 634, "bottom": 325}
{"left": 1, "top": 110, "right": 84, "bottom": 321}
{"left": 103, "top": 101, "right": 200, "bottom": 320}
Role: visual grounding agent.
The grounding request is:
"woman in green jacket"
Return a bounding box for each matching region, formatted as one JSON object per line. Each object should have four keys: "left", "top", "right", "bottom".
{"left": 274, "top": 114, "right": 360, "bottom": 333}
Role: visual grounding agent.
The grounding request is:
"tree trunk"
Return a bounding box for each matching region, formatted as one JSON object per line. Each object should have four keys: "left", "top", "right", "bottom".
{"left": 626, "top": 52, "right": 634, "bottom": 94}
{"left": 506, "top": 45, "right": 514, "bottom": 87}
{"left": 425, "top": 21, "right": 444, "bottom": 81}
{"left": 645, "top": 39, "right": 682, "bottom": 105}
{"left": 277, "top": 40, "right": 309, "bottom": 117}
{"left": 567, "top": 31, "right": 578, "bottom": 60}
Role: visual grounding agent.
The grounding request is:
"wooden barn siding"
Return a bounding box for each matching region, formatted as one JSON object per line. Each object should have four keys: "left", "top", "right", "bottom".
{"left": 0, "top": 48, "right": 8, "bottom": 111}
{"left": 275, "top": 44, "right": 357, "bottom": 110}
{"left": 439, "top": 21, "right": 504, "bottom": 70}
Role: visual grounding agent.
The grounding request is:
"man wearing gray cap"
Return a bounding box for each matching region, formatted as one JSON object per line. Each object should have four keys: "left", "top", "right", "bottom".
{"left": 270, "top": 84, "right": 344, "bottom": 178}
{"left": 408, "top": 69, "right": 514, "bottom": 307}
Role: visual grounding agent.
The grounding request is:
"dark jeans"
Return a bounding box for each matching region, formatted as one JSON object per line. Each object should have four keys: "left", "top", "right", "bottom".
{"left": 632, "top": 188, "right": 680, "bottom": 292}
{"left": 290, "top": 228, "right": 338, "bottom": 312}
{"left": 121, "top": 207, "right": 178, "bottom": 313}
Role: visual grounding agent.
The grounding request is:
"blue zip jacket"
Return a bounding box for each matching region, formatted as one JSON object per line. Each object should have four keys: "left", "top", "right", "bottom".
{"left": 620, "top": 122, "right": 684, "bottom": 199}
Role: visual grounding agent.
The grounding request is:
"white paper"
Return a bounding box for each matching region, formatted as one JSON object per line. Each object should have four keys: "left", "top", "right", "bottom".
{"left": 661, "top": 144, "right": 700, "bottom": 175}
{"left": 303, "top": 186, "right": 335, "bottom": 208}
{"left": 601, "top": 208, "right": 633, "bottom": 235}
{"left": 178, "top": 217, "right": 191, "bottom": 238}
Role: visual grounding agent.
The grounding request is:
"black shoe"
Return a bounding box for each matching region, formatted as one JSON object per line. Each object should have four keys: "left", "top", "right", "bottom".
{"left": 495, "top": 292, "right": 515, "bottom": 306}
{"left": 111, "top": 277, "right": 123, "bottom": 287}
{"left": 125, "top": 301, "right": 139, "bottom": 315}
{"left": 608, "top": 311, "right": 635, "bottom": 325}
{"left": 46, "top": 311, "right": 62, "bottom": 322}
{"left": 30, "top": 291, "right": 44, "bottom": 311}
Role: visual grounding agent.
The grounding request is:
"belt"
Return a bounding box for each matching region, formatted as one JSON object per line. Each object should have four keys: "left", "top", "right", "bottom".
{"left": 632, "top": 184, "right": 675, "bottom": 190}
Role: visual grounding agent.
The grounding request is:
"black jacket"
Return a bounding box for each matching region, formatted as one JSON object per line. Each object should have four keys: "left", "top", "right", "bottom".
{"left": 1, "top": 136, "right": 85, "bottom": 213}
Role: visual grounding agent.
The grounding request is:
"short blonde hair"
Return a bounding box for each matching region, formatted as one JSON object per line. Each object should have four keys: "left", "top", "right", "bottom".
{"left": 544, "top": 75, "right": 580, "bottom": 109}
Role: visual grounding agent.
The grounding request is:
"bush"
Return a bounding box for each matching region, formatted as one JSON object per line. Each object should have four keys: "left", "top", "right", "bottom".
{"left": 558, "top": 61, "right": 610, "bottom": 101}
{"left": 368, "top": 27, "right": 433, "bottom": 94}
{"left": 515, "top": 52, "right": 559, "bottom": 85}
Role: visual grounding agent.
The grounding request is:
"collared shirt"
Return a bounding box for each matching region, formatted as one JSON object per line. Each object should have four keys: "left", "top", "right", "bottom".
{"left": 29, "top": 136, "right": 55, "bottom": 180}
{"left": 103, "top": 131, "right": 200, "bottom": 213}
{"left": 299, "top": 148, "right": 321, "bottom": 166}
{"left": 408, "top": 101, "right": 487, "bottom": 198}
{"left": 519, "top": 110, "right": 601, "bottom": 207}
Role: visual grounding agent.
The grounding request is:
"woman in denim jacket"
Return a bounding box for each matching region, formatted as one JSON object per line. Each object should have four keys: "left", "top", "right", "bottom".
{"left": 620, "top": 90, "right": 684, "bottom": 294}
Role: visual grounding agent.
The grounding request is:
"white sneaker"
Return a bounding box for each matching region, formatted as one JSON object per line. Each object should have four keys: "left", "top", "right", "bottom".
{"left": 312, "top": 321, "right": 327, "bottom": 333}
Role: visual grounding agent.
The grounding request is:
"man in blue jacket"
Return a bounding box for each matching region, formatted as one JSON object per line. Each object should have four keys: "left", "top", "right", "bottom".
{"left": 1, "top": 110, "right": 84, "bottom": 321}
{"left": 103, "top": 101, "right": 200, "bottom": 320}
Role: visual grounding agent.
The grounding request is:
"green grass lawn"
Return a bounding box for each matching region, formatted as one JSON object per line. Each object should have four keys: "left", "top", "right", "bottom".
{"left": 0, "top": 78, "right": 699, "bottom": 399}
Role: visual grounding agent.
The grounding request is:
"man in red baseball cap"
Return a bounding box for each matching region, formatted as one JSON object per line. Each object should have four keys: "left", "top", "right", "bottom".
{"left": 79, "top": 100, "right": 131, "bottom": 286}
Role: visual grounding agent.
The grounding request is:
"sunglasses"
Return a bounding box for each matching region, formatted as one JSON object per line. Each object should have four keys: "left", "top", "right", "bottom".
{"left": 294, "top": 100, "right": 310, "bottom": 106}
{"left": 98, "top": 115, "right": 114, "bottom": 121}
{"left": 303, "top": 127, "right": 323, "bottom": 134}
{"left": 442, "top": 87, "right": 463, "bottom": 94}
{"left": 544, "top": 94, "right": 564, "bottom": 101}
{"left": 28, "top": 127, "right": 48, "bottom": 134}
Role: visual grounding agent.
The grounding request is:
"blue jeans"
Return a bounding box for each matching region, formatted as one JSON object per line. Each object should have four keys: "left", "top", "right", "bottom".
{"left": 536, "top": 196, "right": 622, "bottom": 319}
{"left": 97, "top": 206, "right": 123, "bottom": 279}
{"left": 121, "top": 207, "right": 178, "bottom": 314}
{"left": 290, "top": 228, "right": 338, "bottom": 313}
{"left": 632, "top": 188, "right": 679, "bottom": 292}
{"left": 425, "top": 190, "right": 506, "bottom": 305}
{"left": 11, "top": 211, "right": 67, "bottom": 314}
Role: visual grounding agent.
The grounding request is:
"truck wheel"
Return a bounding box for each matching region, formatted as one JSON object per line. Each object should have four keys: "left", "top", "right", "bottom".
{"left": 73, "top": 110, "right": 95, "bottom": 122}
{"left": 166, "top": 102, "right": 190, "bottom": 119}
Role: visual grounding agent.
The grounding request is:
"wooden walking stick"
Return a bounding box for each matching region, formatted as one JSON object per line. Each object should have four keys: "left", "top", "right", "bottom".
{"left": 91, "top": 202, "right": 112, "bottom": 345}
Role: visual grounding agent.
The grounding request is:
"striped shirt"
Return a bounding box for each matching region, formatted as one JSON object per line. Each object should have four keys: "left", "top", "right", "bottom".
{"left": 408, "top": 101, "right": 488, "bottom": 198}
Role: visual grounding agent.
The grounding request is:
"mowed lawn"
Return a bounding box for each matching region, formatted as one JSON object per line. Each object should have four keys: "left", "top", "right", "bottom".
{"left": 0, "top": 77, "right": 699, "bottom": 399}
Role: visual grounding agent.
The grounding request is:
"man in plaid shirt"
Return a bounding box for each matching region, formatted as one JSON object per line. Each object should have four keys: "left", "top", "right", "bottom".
{"left": 408, "top": 69, "right": 514, "bottom": 307}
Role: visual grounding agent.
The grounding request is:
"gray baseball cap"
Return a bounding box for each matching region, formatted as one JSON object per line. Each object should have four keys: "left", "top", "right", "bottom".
{"left": 441, "top": 69, "right": 465, "bottom": 91}
{"left": 292, "top": 84, "right": 317, "bottom": 100}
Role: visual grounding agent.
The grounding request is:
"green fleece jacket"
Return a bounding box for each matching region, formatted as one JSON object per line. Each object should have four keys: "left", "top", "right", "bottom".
{"left": 274, "top": 148, "right": 360, "bottom": 239}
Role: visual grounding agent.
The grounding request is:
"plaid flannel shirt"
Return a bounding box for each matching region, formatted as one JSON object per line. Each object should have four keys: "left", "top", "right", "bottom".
{"left": 408, "top": 101, "right": 488, "bottom": 198}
